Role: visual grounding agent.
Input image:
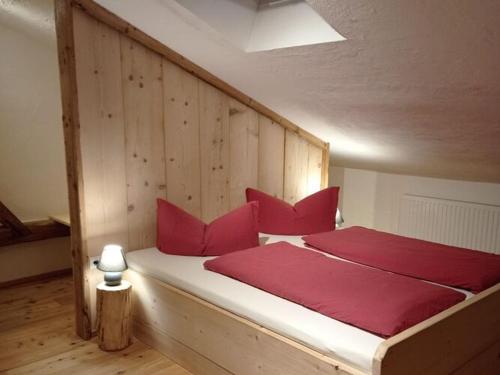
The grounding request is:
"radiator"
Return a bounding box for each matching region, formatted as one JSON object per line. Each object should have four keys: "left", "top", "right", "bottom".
{"left": 398, "top": 194, "right": 500, "bottom": 254}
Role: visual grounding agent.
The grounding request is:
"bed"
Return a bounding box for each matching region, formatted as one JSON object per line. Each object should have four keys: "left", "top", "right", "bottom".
{"left": 55, "top": 0, "right": 500, "bottom": 372}
{"left": 125, "top": 234, "right": 500, "bottom": 375}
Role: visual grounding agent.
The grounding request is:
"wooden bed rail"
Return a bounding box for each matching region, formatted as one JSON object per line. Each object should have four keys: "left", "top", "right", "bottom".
{"left": 127, "top": 270, "right": 367, "bottom": 375}
{"left": 373, "top": 283, "right": 500, "bottom": 375}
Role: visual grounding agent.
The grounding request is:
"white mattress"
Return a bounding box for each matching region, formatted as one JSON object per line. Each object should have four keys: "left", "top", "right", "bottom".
{"left": 126, "top": 234, "right": 471, "bottom": 373}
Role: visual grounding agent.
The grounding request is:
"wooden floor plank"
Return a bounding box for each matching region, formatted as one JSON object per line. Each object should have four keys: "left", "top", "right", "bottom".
{"left": 0, "top": 275, "right": 193, "bottom": 374}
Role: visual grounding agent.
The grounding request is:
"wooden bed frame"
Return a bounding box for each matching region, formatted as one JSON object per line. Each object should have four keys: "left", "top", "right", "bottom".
{"left": 55, "top": 0, "right": 500, "bottom": 373}
{"left": 126, "top": 269, "right": 500, "bottom": 375}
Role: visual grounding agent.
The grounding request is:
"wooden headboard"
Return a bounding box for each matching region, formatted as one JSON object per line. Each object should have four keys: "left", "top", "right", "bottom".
{"left": 56, "top": 0, "right": 329, "bottom": 339}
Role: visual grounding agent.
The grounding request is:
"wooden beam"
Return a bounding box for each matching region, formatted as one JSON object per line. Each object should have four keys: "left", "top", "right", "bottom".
{"left": 71, "top": 0, "right": 328, "bottom": 151}
{"left": 54, "top": 0, "right": 93, "bottom": 340}
{"left": 0, "top": 220, "right": 70, "bottom": 247}
{"left": 0, "top": 201, "right": 31, "bottom": 236}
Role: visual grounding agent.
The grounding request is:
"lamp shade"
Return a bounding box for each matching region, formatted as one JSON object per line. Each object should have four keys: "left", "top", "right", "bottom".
{"left": 335, "top": 208, "right": 344, "bottom": 227}
{"left": 97, "top": 244, "right": 128, "bottom": 272}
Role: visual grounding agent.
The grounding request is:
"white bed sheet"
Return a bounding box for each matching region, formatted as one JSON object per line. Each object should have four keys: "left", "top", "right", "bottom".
{"left": 126, "top": 233, "right": 471, "bottom": 372}
{"left": 127, "top": 234, "right": 384, "bottom": 372}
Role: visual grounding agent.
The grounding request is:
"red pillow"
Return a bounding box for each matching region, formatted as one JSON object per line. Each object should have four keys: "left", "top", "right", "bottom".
{"left": 245, "top": 187, "right": 339, "bottom": 235}
{"left": 156, "top": 199, "right": 259, "bottom": 256}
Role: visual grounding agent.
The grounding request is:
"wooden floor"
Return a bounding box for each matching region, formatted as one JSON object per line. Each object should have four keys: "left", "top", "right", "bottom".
{"left": 0, "top": 275, "right": 193, "bottom": 374}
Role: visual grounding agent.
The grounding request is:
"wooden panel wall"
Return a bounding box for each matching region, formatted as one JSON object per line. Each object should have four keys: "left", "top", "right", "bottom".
{"left": 258, "top": 116, "right": 285, "bottom": 198}
{"left": 73, "top": 11, "right": 129, "bottom": 257}
{"left": 73, "top": 6, "right": 329, "bottom": 256}
{"left": 163, "top": 60, "right": 201, "bottom": 218}
{"left": 229, "top": 99, "right": 259, "bottom": 210}
{"left": 121, "top": 38, "right": 166, "bottom": 250}
{"left": 57, "top": 0, "right": 329, "bottom": 337}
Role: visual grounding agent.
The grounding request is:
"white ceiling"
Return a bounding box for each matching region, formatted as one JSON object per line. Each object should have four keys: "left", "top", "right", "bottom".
{"left": 4, "top": 0, "right": 499, "bottom": 183}
{"left": 0, "top": 0, "right": 55, "bottom": 43}
{"left": 175, "top": 0, "right": 344, "bottom": 52}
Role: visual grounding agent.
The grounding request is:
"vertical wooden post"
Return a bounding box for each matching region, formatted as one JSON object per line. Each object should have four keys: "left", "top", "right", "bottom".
{"left": 54, "top": 0, "right": 92, "bottom": 339}
{"left": 321, "top": 143, "right": 330, "bottom": 189}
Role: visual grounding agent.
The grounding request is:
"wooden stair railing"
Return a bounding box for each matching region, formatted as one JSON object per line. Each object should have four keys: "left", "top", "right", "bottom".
{"left": 0, "top": 201, "right": 70, "bottom": 247}
{"left": 0, "top": 201, "right": 31, "bottom": 236}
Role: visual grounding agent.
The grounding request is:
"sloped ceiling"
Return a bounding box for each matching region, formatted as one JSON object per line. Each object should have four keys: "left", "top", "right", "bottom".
{"left": 14, "top": 0, "right": 500, "bottom": 183}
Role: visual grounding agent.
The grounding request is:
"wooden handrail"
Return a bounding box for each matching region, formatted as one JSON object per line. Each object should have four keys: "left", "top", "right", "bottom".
{"left": 0, "top": 219, "right": 70, "bottom": 247}
{"left": 0, "top": 201, "right": 31, "bottom": 236}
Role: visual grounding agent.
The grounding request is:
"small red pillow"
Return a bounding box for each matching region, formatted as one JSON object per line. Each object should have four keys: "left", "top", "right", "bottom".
{"left": 246, "top": 187, "right": 339, "bottom": 235}
{"left": 156, "top": 199, "right": 260, "bottom": 256}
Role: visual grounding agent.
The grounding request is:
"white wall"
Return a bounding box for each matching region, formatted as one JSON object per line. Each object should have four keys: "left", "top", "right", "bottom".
{"left": 0, "top": 13, "right": 71, "bottom": 282}
{"left": 0, "top": 21, "right": 68, "bottom": 221}
{"left": 0, "top": 238, "right": 71, "bottom": 283}
{"left": 330, "top": 164, "right": 500, "bottom": 232}
{"left": 175, "top": 0, "right": 257, "bottom": 50}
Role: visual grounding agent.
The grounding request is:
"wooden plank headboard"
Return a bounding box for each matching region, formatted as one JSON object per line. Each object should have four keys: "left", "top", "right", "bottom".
{"left": 55, "top": 0, "right": 330, "bottom": 338}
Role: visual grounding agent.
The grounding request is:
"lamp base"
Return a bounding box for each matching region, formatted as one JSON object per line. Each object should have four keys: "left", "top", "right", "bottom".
{"left": 104, "top": 271, "right": 123, "bottom": 286}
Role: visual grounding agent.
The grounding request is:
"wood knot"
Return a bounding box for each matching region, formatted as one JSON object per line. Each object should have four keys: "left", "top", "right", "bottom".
{"left": 128, "top": 74, "right": 133, "bottom": 81}
{"left": 139, "top": 82, "right": 144, "bottom": 88}
{"left": 127, "top": 204, "right": 134, "bottom": 212}
{"left": 187, "top": 195, "right": 192, "bottom": 200}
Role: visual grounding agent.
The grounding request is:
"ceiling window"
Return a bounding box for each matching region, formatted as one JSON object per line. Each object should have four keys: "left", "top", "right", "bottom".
{"left": 173, "top": 0, "right": 345, "bottom": 52}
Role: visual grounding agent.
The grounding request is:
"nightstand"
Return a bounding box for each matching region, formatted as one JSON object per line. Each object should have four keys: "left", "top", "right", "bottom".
{"left": 96, "top": 281, "right": 132, "bottom": 351}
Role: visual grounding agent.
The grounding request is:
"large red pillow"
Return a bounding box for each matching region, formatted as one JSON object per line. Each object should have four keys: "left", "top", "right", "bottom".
{"left": 156, "top": 199, "right": 259, "bottom": 256}
{"left": 246, "top": 187, "right": 339, "bottom": 235}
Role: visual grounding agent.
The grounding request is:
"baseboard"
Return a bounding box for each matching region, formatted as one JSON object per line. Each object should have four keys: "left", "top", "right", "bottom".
{"left": 0, "top": 268, "right": 72, "bottom": 288}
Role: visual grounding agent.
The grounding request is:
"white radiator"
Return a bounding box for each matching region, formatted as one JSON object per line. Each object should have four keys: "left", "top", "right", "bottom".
{"left": 398, "top": 195, "right": 500, "bottom": 254}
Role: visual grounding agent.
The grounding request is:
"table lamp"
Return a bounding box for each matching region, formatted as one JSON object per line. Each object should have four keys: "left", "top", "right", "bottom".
{"left": 97, "top": 244, "right": 128, "bottom": 286}
{"left": 335, "top": 208, "right": 344, "bottom": 228}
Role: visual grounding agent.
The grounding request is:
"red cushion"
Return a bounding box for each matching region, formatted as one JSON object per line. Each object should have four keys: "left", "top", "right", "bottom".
{"left": 245, "top": 187, "right": 339, "bottom": 235}
{"left": 156, "top": 199, "right": 259, "bottom": 256}
{"left": 205, "top": 242, "right": 465, "bottom": 337}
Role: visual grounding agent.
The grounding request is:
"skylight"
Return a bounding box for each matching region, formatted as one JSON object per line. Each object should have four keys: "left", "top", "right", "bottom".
{"left": 173, "top": 0, "right": 345, "bottom": 52}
